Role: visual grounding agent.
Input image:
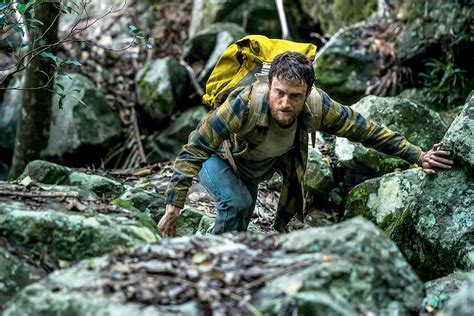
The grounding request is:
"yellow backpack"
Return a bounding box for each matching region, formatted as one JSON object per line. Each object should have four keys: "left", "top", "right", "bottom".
{"left": 203, "top": 35, "right": 317, "bottom": 109}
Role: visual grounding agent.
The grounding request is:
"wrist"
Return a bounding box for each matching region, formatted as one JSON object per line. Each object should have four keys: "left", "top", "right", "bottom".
{"left": 417, "top": 151, "right": 425, "bottom": 167}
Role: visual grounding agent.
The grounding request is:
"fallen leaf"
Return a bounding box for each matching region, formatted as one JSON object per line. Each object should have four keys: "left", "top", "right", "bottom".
{"left": 283, "top": 281, "right": 302, "bottom": 295}
{"left": 133, "top": 169, "right": 152, "bottom": 177}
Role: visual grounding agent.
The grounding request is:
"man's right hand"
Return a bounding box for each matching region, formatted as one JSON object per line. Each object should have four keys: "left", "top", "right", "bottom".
{"left": 158, "top": 204, "right": 181, "bottom": 238}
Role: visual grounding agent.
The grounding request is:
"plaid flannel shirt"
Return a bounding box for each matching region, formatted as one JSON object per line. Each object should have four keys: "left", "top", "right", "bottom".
{"left": 165, "top": 83, "right": 423, "bottom": 232}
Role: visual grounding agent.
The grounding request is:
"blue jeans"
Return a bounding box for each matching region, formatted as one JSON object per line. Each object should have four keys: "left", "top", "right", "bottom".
{"left": 198, "top": 155, "right": 258, "bottom": 234}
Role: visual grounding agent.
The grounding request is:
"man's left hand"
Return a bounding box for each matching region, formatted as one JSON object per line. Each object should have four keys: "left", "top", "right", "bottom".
{"left": 419, "top": 142, "right": 454, "bottom": 174}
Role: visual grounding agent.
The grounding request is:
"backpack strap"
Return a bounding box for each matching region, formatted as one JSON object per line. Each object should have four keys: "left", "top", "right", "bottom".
{"left": 305, "top": 87, "right": 323, "bottom": 148}
{"left": 223, "top": 75, "right": 267, "bottom": 178}
{"left": 238, "top": 75, "right": 267, "bottom": 137}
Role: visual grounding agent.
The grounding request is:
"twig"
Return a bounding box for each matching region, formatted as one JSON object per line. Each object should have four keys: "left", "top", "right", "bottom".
{"left": 180, "top": 59, "right": 204, "bottom": 97}
{"left": 131, "top": 105, "right": 146, "bottom": 163}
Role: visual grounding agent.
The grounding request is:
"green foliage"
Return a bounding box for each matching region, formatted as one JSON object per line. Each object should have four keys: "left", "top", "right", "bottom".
{"left": 420, "top": 54, "right": 469, "bottom": 108}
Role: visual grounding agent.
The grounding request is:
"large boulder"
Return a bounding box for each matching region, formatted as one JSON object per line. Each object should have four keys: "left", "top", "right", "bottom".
{"left": 421, "top": 272, "right": 470, "bottom": 315}
{"left": 182, "top": 22, "right": 247, "bottom": 85}
{"left": 0, "top": 74, "right": 122, "bottom": 167}
{"left": 300, "top": 0, "right": 377, "bottom": 35}
{"left": 135, "top": 57, "right": 190, "bottom": 122}
{"left": 438, "top": 274, "right": 474, "bottom": 316}
{"left": 3, "top": 218, "right": 424, "bottom": 315}
{"left": 390, "top": 95, "right": 474, "bottom": 280}
{"left": 344, "top": 168, "right": 424, "bottom": 231}
{"left": 188, "top": 0, "right": 313, "bottom": 40}
{"left": 145, "top": 106, "right": 207, "bottom": 162}
{"left": 0, "top": 182, "right": 159, "bottom": 263}
{"left": 334, "top": 95, "right": 447, "bottom": 175}
{"left": 0, "top": 245, "right": 46, "bottom": 309}
{"left": 313, "top": 24, "right": 383, "bottom": 105}
{"left": 19, "top": 160, "right": 123, "bottom": 199}
{"left": 303, "top": 146, "right": 334, "bottom": 196}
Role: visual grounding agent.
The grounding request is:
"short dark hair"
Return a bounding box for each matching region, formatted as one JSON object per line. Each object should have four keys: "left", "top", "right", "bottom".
{"left": 268, "top": 51, "right": 314, "bottom": 93}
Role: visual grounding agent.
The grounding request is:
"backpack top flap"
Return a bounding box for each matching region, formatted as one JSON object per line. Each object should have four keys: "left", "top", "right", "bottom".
{"left": 202, "top": 35, "right": 317, "bottom": 109}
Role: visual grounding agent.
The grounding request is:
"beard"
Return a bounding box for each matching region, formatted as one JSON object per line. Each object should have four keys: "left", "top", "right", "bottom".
{"left": 270, "top": 107, "right": 296, "bottom": 128}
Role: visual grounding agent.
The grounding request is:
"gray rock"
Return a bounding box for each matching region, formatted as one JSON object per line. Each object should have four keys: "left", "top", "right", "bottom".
{"left": 183, "top": 22, "right": 246, "bottom": 84}
{"left": 135, "top": 57, "right": 190, "bottom": 121}
{"left": 3, "top": 218, "right": 424, "bottom": 315}
{"left": 344, "top": 168, "right": 424, "bottom": 232}
{"left": 46, "top": 73, "right": 122, "bottom": 159}
{"left": 0, "top": 183, "right": 159, "bottom": 263}
{"left": 314, "top": 24, "right": 382, "bottom": 104}
{"left": 390, "top": 96, "right": 474, "bottom": 280}
{"left": 335, "top": 95, "right": 447, "bottom": 175}
{"left": 188, "top": 0, "right": 310, "bottom": 40}
{"left": 0, "top": 245, "right": 46, "bottom": 309}
{"left": 438, "top": 273, "right": 474, "bottom": 316}
{"left": 421, "top": 272, "right": 470, "bottom": 315}
{"left": 146, "top": 106, "right": 208, "bottom": 162}
{"left": 300, "top": 0, "right": 377, "bottom": 35}
{"left": 69, "top": 171, "right": 123, "bottom": 198}
{"left": 303, "top": 146, "right": 334, "bottom": 196}
{"left": 19, "top": 160, "right": 71, "bottom": 184}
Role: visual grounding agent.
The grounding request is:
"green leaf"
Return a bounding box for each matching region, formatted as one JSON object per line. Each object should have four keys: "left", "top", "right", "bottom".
{"left": 58, "top": 93, "right": 65, "bottom": 109}
{"left": 56, "top": 83, "right": 65, "bottom": 92}
{"left": 192, "top": 252, "right": 207, "bottom": 264}
{"left": 40, "top": 51, "right": 58, "bottom": 62}
{"left": 128, "top": 25, "right": 138, "bottom": 33}
{"left": 146, "top": 43, "right": 153, "bottom": 49}
{"left": 63, "top": 60, "right": 82, "bottom": 67}
{"left": 0, "top": 17, "right": 7, "bottom": 26}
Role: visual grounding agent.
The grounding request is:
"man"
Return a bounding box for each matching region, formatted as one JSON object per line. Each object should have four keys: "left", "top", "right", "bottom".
{"left": 159, "top": 52, "right": 454, "bottom": 237}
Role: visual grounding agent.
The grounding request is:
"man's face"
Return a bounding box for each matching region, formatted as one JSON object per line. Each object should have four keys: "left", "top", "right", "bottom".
{"left": 268, "top": 77, "right": 308, "bottom": 127}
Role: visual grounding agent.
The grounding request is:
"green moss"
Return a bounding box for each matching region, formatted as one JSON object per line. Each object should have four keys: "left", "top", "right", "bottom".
{"left": 344, "top": 187, "right": 373, "bottom": 221}
{"left": 110, "top": 199, "right": 140, "bottom": 213}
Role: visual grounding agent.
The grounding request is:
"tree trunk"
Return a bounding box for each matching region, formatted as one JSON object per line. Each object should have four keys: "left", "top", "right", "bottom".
{"left": 9, "top": 1, "right": 60, "bottom": 179}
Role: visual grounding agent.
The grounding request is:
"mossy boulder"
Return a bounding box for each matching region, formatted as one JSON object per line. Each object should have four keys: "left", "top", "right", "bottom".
{"left": 69, "top": 171, "right": 123, "bottom": 198}
{"left": 300, "top": 0, "right": 377, "bottom": 35}
{"left": 303, "top": 146, "right": 334, "bottom": 196}
{"left": 183, "top": 22, "right": 246, "bottom": 85}
{"left": 389, "top": 96, "right": 474, "bottom": 280}
{"left": 146, "top": 106, "right": 208, "bottom": 162}
{"left": 314, "top": 25, "right": 382, "bottom": 105}
{"left": 0, "top": 245, "right": 46, "bottom": 309}
{"left": 0, "top": 183, "right": 159, "bottom": 263}
{"left": 4, "top": 218, "right": 424, "bottom": 315}
{"left": 188, "top": 0, "right": 311, "bottom": 40}
{"left": 46, "top": 74, "right": 122, "bottom": 160}
{"left": 135, "top": 57, "right": 190, "bottom": 122}
{"left": 18, "top": 160, "right": 70, "bottom": 184}
{"left": 421, "top": 272, "right": 470, "bottom": 315}
{"left": 344, "top": 168, "right": 424, "bottom": 232}
{"left": 438, "top": 273, "right": 474, "bottom": 316}
{"left": 334, "top": 95, "right": 447, "bottom": 175}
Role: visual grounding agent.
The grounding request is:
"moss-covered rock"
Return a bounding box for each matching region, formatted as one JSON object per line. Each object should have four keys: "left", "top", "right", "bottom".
{"left": 0, "top": 182, "right": 159, "bottom": 263}
{"left": 18, "top": 160, "right": 71, "bottom": 184}
{"left": 3, "top": 218, "right": 424, "bottom": 315}
{"left": 183, "top": 22, "right": 247, "bottom": 85}
{"left": 135, "top": 57, "right": 190, "bottom": 122}
{"left": 314, "top": 24, "right": 382, "bottom": 105}
{"left": 438, "top": 273, "right": 474, "bottom": 316}
{"left": 300, "top": 0, "right": 377, "bottom": 35}
{"left": 334, "top": 95, "right": 447, "bottom": 175}
{"left": 303, "top": 146, "right": 334, "bottom": 196}
{"left": 344, "top": 168, "right": 424, "bottom": 232}
{"left": 421, "top": 272, "right": 470, "bottom": 315}
{"left": 69, "top": 171, "right": 123, "bottom": 198}
{"left": 390, "top": 95, "right": 473, "bottom": 280}
{"left": 146, "top": 106, "right": 208, "bottom": 162}
{"left": 0, "top": 245, "right": 46, "bottom": 309}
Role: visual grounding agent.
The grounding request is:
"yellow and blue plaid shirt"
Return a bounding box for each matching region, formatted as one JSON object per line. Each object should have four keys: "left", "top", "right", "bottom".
{"left": 166, "top": 84, "right": 423, "bottom": 232}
